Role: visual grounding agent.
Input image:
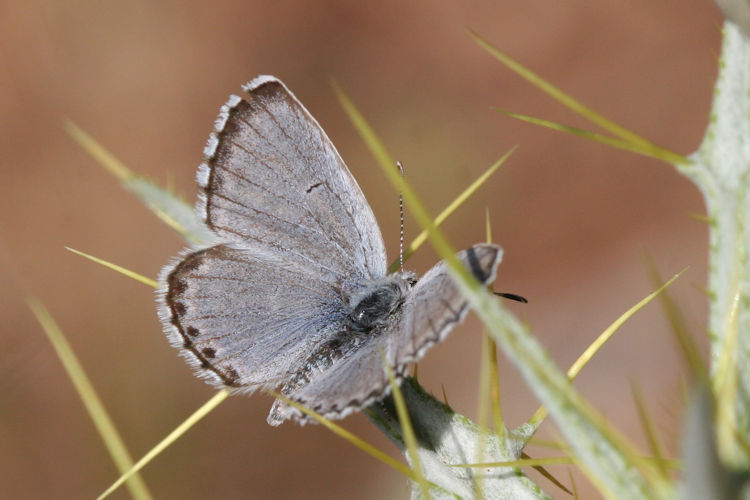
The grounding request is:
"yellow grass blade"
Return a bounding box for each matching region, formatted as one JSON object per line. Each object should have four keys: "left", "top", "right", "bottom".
{"left": 331, "top": 78, "right": 396, "bottom": 173}
{"left": 477, "top": 211, "right": 506, "bottom": 439}
{"left": 488, "top": 342, "right": 504, "bottom": 437}
{"left": 474, "top": 209, "right": 514, "bottom": 494}
{"left": 97, "top": 389, "right": 230, "bottom": 499}
{"left": 569, "top": 469, "right": 580, "bottom": 499}
{"left": 643, "top": 257, "right": 706, "bottom": 380}
{"left": 631, "top": 381, "right": 669, "bottom": 479}
{"left": 567, "top": 270, "right": 684, "bottom": 381}
{"left": 476, "top": 332, "right": 506, "bottom": 496}
{"left": 526, "top": 270, "right": 684, "bottom": 429}
{"left": 495, "top": 109, "right": 688, "bottom": 165}
{"left": 477, "top": 332, "right": 494, "bottom": 430}
{"left": 65, "top": 121, "right": 134, "bottom": 181}
{"left": 520, "top": 451, "right": 574, "bottom": 496}
{"left": 388, "top": 148, "right": 515, "bottom": 273}
{"left": 467, "top": 29, "right": 688, "bottom": 166}
{"left": 65, "top": 247, "right": 157, "bottom": 288}
{"left": 714, "top": 284, "right": 742, "bottom": 463}
{"left": 686, "top": 212, "right": 714, "bottom": 225}
{"left": 485, "top": 211, "right": 506, "bottom": 439}
{"left": 331, "top": 81, "right": 472, "bottom": 286}
{"left": 484, "top": 208, "right": 493, "bottom": 243}
{"left": 383, "top": 355, "right": 431, "bottom": 499}
{"left": 527, "top": 437, "right": 569, "bottom": 450}
{"left": 441, "top": 384, "right": 450, "bottom": 407}
{"left": 65, "top": 121, "right": 212, "bottom": 246}
{"left": 151, "top": 207, "right": 189, "bottom": 235}
{"left": 272, "top": 391, "right": 422, "bottom": 482}
{"left": 28, "top": 299, "right": 152, "bottom": 500}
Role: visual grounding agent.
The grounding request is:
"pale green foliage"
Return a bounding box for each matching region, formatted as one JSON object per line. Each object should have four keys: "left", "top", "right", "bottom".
{"left": 368, "top": 379, "right": 549, "bottom": 500}
{"left": 687, "top": 22, "right": 750, "bottom": 470}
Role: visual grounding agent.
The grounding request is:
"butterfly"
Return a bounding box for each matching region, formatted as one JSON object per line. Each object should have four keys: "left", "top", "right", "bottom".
{"left": 157, "top": 76, "right": 502, "bottom": 425}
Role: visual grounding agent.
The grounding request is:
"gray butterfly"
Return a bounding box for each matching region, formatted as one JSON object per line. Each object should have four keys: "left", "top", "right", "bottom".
{"left": 157, "top": 76, "right": 503, "bottom": 425}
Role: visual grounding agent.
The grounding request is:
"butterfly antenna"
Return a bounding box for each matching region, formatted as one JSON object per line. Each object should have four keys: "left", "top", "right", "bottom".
{"left": 397, "top": 161, "right": 405, "bottom": 274}
{"left": 494, "top": 292, "right": 529, "bottom": 303}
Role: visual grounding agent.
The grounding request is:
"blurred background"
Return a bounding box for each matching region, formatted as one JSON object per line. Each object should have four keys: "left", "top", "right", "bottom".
{"left": 0, "top": 1, "right": 722, "bottom": 498}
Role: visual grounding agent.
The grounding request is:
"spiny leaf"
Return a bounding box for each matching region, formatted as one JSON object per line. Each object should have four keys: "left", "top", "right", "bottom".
{"left": 66, "top": 247, "right": 157, "bottom": 288}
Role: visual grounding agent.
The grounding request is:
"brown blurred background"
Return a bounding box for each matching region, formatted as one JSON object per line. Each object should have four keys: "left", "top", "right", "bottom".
{"left": 0, "top": 1, "right": 721, "bottom": 498}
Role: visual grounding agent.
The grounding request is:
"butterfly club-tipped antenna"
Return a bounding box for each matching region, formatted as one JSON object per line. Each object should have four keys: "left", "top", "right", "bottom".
{"left": 396, "top": 161, "right": 405, "bottom": 274}
{"left": 494, "top": 291, "right": 528, "bottom": 303}
{"left": 394, "top": 161, "right": 525, "bottom": 303}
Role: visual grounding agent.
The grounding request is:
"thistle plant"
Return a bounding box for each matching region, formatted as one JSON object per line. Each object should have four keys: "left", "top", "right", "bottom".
{"left": 29, "top": 14, "right": 750, "bottom": 500}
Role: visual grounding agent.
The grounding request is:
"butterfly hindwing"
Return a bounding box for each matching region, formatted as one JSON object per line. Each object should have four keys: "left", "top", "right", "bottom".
{"left": 158, "top": 244, "right": 350, "bottom": 389}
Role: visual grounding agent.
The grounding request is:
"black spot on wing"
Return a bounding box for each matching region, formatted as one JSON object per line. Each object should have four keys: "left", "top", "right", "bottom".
{"left": 172, "top": 302, "right": 186, "bottom": 317}
{"left": 464, "top": 246, "right": 498, "bottom": 284}
{"left": 305, "top": 182, "right": 324, "bottom": 193}
{"left": 164, "top": 245, "right": 244, "bottom": 388}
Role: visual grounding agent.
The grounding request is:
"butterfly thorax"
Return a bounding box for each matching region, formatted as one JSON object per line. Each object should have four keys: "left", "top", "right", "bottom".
{"left": 268, "top": 272, "right": 418, "bottom": 424}
{"left": 346, "top": 272, "right": 417, "bottom": 333}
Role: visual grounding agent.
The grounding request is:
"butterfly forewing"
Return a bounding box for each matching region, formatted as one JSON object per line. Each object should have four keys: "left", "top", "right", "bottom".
{"left": 392, "top": 243, "right": 503, "bottom": 367}
{"left": 198, "top": 76, "right": 387, "bottom": 287}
